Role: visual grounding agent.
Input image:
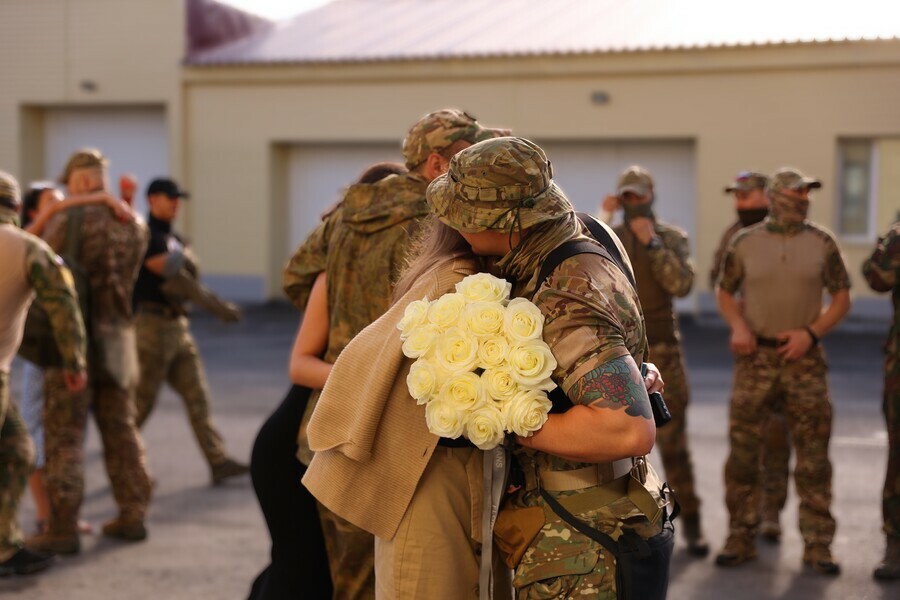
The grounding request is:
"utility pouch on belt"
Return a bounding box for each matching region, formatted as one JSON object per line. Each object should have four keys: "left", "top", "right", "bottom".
{"left": 493, "top": 503, "right": 545, "bottom": 569}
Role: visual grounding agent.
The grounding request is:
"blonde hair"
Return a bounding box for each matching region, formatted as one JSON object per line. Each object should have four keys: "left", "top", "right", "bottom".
{"left": 393, "top": 216, "right": 475, "bottom": 299}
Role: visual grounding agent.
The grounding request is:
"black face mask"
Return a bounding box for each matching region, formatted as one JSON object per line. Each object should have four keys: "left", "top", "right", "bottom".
{"left": 737, "top": 208, "right": 768, "bottom": 227}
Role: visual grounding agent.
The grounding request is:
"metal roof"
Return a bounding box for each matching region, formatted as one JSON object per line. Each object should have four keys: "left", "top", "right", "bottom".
{"left": 186, "top": 0, "right": 900, "bottom": 66}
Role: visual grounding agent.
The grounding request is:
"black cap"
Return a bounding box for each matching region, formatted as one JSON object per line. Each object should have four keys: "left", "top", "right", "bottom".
{"left": 146, "top": 178, "right": 189, "bottom": 199}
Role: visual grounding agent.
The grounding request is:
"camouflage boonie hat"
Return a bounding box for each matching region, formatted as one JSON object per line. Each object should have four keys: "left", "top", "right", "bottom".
{"left": 0, "top": 171, "right": 20, "bottom": 210}
{"left": 725, "top": 171, "right": 768, "bottom": 193}
{"left": 58, "top": 148, "right": 108, "bottom": 184}
{"left": 768, "top": 167, "right": 822, "bottom": 192}
{"left": 402, "top": 109, "right": 509, "bottom": 169}
{"left": 616, "top": 165, "right": 654, "bottom": 197}
{"left": 426, "top": 136, "right": 574, "bottom": 234}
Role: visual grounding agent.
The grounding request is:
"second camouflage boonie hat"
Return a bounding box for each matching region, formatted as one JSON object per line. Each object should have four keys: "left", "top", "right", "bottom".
{"left": 0, "top": 170, "right": 20, "bottom": 209}
{"left": 768, "top": 167, "right": 822, "bottom": 193}
{"left": 401, "top": 109, "right": 509, "bottom": 169}
{"left": 58, "top": 148, "right": 108, "bottom": 184}
{"left": 616, "top": 165, "right": 654, "bottom": 197}
{"left": 426, "top": 136, "right": 574, "bottom": 234}
{"left": 725, "top": 171, "right": 768, "bottom": 193}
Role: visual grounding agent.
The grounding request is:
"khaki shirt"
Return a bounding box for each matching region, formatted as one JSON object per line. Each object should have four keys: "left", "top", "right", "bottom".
{"left": 719, "top": 221, "right": 851, "bottom": 338}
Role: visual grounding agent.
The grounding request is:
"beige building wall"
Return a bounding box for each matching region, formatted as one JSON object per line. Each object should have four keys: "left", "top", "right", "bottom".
{"left": 185, "top": 40, "right": 900, "bottom": 309}
{"left": 0, "top": 0, "right": 183, "bottom": 202}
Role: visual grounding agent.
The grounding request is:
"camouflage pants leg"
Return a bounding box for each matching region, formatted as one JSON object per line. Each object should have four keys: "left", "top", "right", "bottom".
{"left": 42, "top": 368, "right": 89, "bottom": 535}
{"left": 759, "top": 390, "right": 791, "bottom": 516}
{"left": 650, "top": 342, "right": 701, "bottom": 516}
{"left": 0, "top": 372, "right": 35, "bottom": 560}
{"left": 317, "top": 502, "right": 376, "bottom": 600}
{"left": 135, "top": 314, "right": 227, "bottom": 467}
{"left": 883, "top": 348, "right": 900, "bottom": 540}
{"left": 780, "top": 347, "right": 836, "bottom": 546}
{"left": 92, "top": 379, "right": 151, "bottom": 522}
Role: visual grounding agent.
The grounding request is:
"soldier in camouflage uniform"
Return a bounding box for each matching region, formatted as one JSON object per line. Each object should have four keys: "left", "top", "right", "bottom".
{"left": 27, "top": 149, "right": 153, "bottom": 555}
{"left": 428, "top": 137, "right": 673, "bottom": 599}
{"left": 603, "top": 165, "right": 708, "bottom": 556}
{"left": 0, "top": 172, "right": 86, "bottom": 575}
{"left": 863, "top": 220, "right": 900, "bottom": 580}
{"left": 132, "top": 178, "right": 248, "bottom": 485}
{"left": 285, "top": 109, "right": 505, "bottom": 599}
{"left": 715, "top": 168, "right": 851, "bottom": 575}
{"left": 714, "top": 172, "right": 792, "bottom": 542}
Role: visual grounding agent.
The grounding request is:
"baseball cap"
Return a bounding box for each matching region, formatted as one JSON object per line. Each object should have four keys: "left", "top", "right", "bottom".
{"left": 0, "top": 171, "right": 20, "bottom": 210}
{"left": 426, "top": 136, "right": 573, "bottom": 234}
{"left": 58, "top": 148, "right": 108, "bottom": 184}
{"left": 768, "top": 168, "right": 822, "bottom": 193}
{"left": 401, "top": 109, "right": 510, "bottom": 169}
{"left": 725, "top": 171, "right": 768, "bottom": 193}
{"left": 616, "top": 165, "right": 654, "bottom": 197}
{"left": 146, "top": 178, "right": 190, "bottom": 199}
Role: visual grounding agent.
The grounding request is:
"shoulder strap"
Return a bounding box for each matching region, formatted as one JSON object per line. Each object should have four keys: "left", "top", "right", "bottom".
{"left": 575, "top": 211, "right": 637, "bottom": 289}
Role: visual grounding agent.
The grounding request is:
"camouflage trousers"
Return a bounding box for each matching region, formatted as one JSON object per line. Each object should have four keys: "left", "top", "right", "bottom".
{"left": 650, "top": 342, "right": 701, "bottom": 517}
{"left": 724, "top": 346, "right": 835, "bottom": 546}
{"left": 134, "top": 313, "right": 227, "bottom": 468}
{"left": 43, "top": 367, "right": 151, "bottom": 533}
{"left": 317, "top": 502, "right": 376, "bottom": 600}
{"left": 0, "top": 372, "right": 35, "bottom": 560}
{"left": 883, "top": 347, "right": 900, "bottom": 540}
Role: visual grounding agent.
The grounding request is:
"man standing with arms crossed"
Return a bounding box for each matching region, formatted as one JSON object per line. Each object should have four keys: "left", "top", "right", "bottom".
{"left": 284, "top": 110, "right": 505, "bottom": 598}
{"left": 28, "top": 149, "right": 153, "bottom": 554}
{"left": 863, "top": 219, "right": 900, "bottom": 580}
{"left": 715, "top": 168, "right": 850, "bottom": 574}
{"left": 0, "top": 172, "right": 86, "bottom": 575}
{"left": 713, "top": 171, "right": 791, "bottom": 542}
{"left": 604, "top": 165, "right": 709, "bottom": 556}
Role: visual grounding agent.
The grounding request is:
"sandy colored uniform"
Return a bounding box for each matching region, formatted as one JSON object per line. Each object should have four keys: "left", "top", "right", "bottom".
{"left": 718, "top": 219, "right": 850, "bottom": 547}
{"left": 41, "top": 205, "right": 152, "bottom": 533}
{"left": 614, "top": 219, "right": 702, "bottom": 518}
{"left": 862, "top": 222, "right": 900, "bottom": 541}
{"left": 0, "top": 208, "right": 86, "bottom": 560}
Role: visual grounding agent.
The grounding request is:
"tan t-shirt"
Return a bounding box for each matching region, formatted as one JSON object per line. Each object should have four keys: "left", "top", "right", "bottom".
{"left": 718, "top": 221, "right": 851, "bottom": 338}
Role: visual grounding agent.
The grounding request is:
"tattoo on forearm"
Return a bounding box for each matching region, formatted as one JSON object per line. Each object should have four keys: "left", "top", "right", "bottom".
{"left": 571, "top": 357, "right": 653, "bottom": 420}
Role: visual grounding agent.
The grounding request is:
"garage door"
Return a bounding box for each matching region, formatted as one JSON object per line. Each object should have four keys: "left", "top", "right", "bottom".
{"left": 44, "top": 107, "right": 168, "bottom": 217}
{"left": 287, "top": 143, "right": 402, "bottom": 254}
{"left": 537, "top": 139, "right": 696, "bottom": 311}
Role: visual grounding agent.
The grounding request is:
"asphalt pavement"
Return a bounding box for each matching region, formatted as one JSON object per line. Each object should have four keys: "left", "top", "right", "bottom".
{"left": 2, "top": 305, "right": 897, "bottom": 600}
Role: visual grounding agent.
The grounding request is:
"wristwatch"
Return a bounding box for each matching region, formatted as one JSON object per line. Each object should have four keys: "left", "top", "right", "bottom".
{"left": 646, "top": 236, "right": 663, "bottom": 251}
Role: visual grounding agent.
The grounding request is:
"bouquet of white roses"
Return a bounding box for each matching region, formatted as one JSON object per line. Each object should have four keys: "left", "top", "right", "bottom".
{"left": 396, "top": 273, "right": 557, "bottom": 450}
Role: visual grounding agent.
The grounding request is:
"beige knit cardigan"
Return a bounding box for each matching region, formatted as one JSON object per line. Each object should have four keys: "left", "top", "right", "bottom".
{"left": 302, "top": 256, "right": 480, "bottom": 541}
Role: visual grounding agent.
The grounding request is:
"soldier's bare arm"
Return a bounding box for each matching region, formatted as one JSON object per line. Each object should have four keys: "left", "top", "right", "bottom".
{"left": 648, "top": 228, "right": 694, "bottom": 297}
{"left": 516, "top": 354, "right": 655, "bottom": 463}
{"left": 25, "top": 240, "right": 88, "bottom": 388}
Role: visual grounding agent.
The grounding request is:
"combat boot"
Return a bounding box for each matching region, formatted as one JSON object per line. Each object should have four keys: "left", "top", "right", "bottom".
{"left": 715, "top": 533, "right": 756, "bottom": 567}
{"left": 24, "top": 531, "right": 80, "bottom": 556}
{"left": 759, "top": 507, "right": 781, "bottom": 543}
{"left": 873, "top": 537, "right": 900, "bottom": 580}
{"left": 102, "top": 517, "right": 147, "bottom": 542}
{"left": 211, "top": 457, "right": 250, "bottom": 485}
{"left": 681, "top": 513, "right": 710, "bottom": 557}
{"left": 803, "top": 543, "right": 840, "bottom": 575}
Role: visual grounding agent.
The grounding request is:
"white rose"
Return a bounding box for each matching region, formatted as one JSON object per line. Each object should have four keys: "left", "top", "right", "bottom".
{"left": 425, "top": 398, "right": 466, "bottom": 439}
{"left": 504, "top": 389, "right": 553, "bottom": 437}
{"left": 439, "top": 371, "right": 484, "bottom": 413}
{"left": 397, "top": 297, "right": 430, "bottom": 340}
{"left": 508, "top": 341, "right": 558, "bottom": 388}
{"left": 462, "top": 301, "right": 506, "bottom": 336}
{"left": 476, "top": 335, "right": 509, "bottom": 370}
{"left": 455, "top": 273, "right": 512, "bottom": 304}
{"left": 433, "top": 327, "right": 479, "bottom": 373}
{"left": 504, "top": 298, "right": 544, "bottom": 343}
{"left": 427, "top": 293, "right": 467, "bottom": 330}
{"left": 406, "top": 359, "right": 444, "bottom": 405}
{"left": 465, "top": 405, "right": 507, "bottom": 450}
{"left": 481, "top": 366, "right": 519, "bottom": 403}
{"left": 401, "top": 324, "right": 440, "bottom": 359}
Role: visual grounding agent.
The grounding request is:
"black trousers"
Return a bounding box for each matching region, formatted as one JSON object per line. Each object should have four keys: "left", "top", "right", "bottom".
{"left": 248, "top": 385, "right": 333, "bottom": 600}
